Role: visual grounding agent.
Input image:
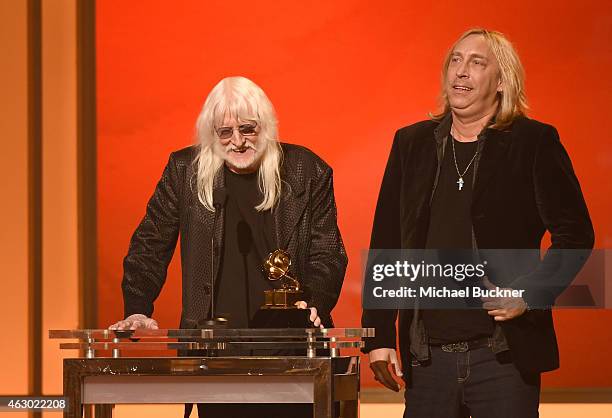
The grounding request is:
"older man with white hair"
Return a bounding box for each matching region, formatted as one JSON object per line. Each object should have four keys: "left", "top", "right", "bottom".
{"left": 110, "top": 76, "right": 347, "bottom": 417}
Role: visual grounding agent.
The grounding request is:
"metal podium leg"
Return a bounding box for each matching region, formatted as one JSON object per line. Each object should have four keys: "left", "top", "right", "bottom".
{"left": 64, "top": 361, "right": 82, "bottom": 418}
{"left": 313, "top": 361, "right": 333, "bottom": 418}
{"left": 94, "top": 404, "right": 113, "bottom": 418}
{"left": 341, "top": 400, "right": 358, "bottom": 418}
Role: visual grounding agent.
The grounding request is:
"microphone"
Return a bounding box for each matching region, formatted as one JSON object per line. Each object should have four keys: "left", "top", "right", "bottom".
{"left": 202, "top": 188, "right": 228, "bottom": 328}
{"left": 212, "top": 189, "right": 227, "bottom": 211}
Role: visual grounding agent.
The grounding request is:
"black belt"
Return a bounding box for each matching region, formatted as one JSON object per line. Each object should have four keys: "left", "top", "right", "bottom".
{"left": 430, "top": 337, "right": 492, "bottom": 353}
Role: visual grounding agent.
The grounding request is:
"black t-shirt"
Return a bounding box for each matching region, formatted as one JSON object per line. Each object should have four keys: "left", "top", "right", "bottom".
{"left": 215, "top": 166, "right": 275, "bottom": 328}
{"left": 422, "top": 134, "right": 495, "bottom": 343}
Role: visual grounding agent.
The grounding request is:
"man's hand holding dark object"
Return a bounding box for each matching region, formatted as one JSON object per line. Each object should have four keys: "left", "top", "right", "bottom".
{"left": 481, "top": 277, "right": 528, "bottom": 321}
{"left": 368, "top": 348, "right": 403, "bottom": 392}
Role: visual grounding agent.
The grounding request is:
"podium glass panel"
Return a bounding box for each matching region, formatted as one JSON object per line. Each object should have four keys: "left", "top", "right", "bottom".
{"left": 50, "top": 328, "right": 374, "bottom": 418}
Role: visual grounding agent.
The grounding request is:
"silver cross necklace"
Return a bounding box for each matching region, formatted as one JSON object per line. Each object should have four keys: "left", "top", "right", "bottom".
{"left": 450, "top": 129, "right": 479, "bottom": 191}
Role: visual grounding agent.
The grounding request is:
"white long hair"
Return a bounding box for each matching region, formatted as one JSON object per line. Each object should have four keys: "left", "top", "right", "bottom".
{"left": 194, "top": 76, "right": 283, "bottom": 211}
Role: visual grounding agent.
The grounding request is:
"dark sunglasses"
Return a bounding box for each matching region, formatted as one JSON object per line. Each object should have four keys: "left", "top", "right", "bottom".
{"left": 215, "top": 123, "right": 258, "bottom": 140}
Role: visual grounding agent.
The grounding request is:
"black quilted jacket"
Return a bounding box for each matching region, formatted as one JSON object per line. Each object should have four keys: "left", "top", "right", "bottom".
{"left": 122, "top": 143, "right": 347, "bottom": 328}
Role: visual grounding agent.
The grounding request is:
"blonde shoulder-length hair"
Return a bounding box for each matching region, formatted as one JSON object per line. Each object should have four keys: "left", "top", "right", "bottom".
{"left": 432, "top": 28, "right": 528, "bottom": 129}
{"left": 194, "top": 76, "right": 283, "bottom": 212}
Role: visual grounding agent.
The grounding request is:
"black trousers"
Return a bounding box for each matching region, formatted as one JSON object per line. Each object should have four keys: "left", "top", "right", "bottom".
{"left": 403, "top": 346, "right": 540, "bottom": 418}
{"left": 190, "top": 403, "right": 312, "bottom": 418}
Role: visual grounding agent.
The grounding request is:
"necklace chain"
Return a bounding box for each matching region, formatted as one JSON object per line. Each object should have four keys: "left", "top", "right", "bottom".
{"left": 450, "top": 127, "right": 479, "bottom": 190}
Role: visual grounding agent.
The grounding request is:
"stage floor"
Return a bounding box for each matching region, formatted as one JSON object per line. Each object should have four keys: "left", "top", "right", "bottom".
{"left": 104, "top": 403, "right": 612, "bottom": 417}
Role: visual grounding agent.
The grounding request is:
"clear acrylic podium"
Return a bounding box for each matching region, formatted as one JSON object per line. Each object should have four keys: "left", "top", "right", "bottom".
{"left": 50, "top": 328, "right": 374, "bottom": 418}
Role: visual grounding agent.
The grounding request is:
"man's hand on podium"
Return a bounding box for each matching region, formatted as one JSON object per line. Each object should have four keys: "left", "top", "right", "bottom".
{"left": 369, "top": 348, "right": 403, "bottom": 392}
{"left": 108, "top": 314, "right": 159, "bottom": 330}
{"left": 294, "top": 301, "right": 324, "bottom": 328}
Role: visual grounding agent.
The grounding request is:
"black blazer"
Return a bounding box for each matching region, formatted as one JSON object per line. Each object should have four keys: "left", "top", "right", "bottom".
{"left": 122, "top": 143, "right": 347, "bottom": 328}
{"left": 362, "top": 114, "right": 594, "bottom": 373}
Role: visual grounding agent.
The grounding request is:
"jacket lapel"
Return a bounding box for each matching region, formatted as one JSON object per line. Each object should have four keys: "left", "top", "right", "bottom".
{"left": 472, "top": 128, "right": 511, "bottom": 204}
{"left": 273, "top": 153, "right": 307, "bottom": 250}
{"left": 211, "top": 167, "right": 226, "bottom": 286}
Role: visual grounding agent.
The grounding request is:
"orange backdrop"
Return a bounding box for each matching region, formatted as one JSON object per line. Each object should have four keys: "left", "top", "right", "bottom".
{"left": 96, "top": 0, "right": 612, "bottom": 388}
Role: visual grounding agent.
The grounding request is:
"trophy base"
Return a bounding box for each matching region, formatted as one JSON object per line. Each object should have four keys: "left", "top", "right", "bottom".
{"left": 251, "top": 307, "right": 312, "bottom": 328}
{"left": 263, "top": 289, "right": 302, "bottom": 307}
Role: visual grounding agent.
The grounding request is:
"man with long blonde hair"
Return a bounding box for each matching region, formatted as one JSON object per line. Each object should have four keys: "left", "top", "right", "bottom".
{"left": 110, "top": 76, "right": 347, "bottom": 417}
{"left": 362, "top": 29, "right": 593, "bottom": 417}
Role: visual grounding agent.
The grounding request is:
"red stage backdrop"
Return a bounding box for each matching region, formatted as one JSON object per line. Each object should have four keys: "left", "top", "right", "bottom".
{"left": 97, "top": 0, "right": 612, "bottom": 388}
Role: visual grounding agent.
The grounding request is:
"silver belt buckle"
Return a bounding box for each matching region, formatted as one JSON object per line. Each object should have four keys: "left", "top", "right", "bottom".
{"left": 441, "top": 341, "right": 469, "bottom": 352}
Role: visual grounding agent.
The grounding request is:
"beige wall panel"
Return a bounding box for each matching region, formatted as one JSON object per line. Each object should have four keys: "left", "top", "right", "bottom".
{"left": 0, "top": 0, "right": 31, "bottom": 396}
{"left": 41, "top": 0, "right": 79, "bottom": 396}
